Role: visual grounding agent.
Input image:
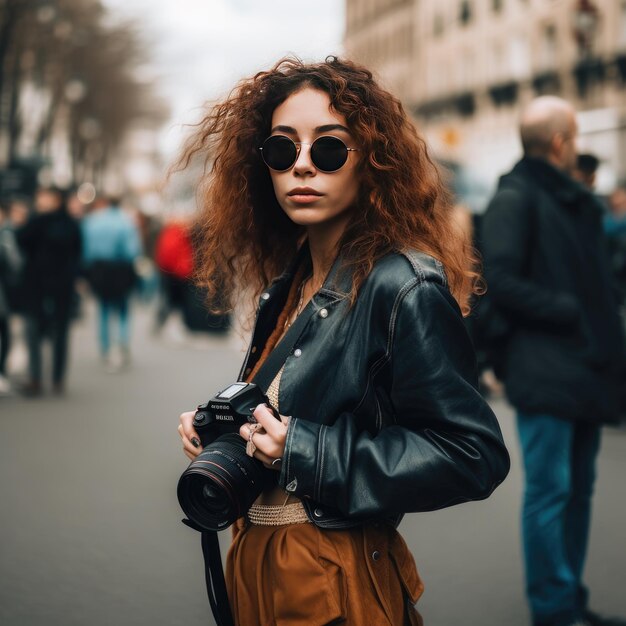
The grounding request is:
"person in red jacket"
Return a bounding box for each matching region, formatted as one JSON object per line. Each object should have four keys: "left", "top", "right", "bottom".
{"left": 154, "top": 219, "right": 194, "bottom": 332}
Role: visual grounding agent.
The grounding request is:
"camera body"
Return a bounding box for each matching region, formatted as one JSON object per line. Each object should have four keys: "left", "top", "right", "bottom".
{"left": 193, "top": 382, "right": 276, "bottom": 446}
{"left": 177, "top": 382, "right": 280, "bottom": 531}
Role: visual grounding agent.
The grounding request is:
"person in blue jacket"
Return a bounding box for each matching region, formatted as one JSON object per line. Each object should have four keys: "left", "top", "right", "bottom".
{"left": 82, "top": 197, "right": 141, "bottom": 370}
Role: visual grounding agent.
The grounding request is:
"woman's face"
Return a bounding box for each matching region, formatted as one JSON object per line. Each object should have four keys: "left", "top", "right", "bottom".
{"left": 267, "top": 87, "right": 360, "bottom": 230}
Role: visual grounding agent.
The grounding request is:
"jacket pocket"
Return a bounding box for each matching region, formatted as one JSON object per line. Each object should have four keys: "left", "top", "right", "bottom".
{"left": 271, "top": 525, "right": 347, "bottom": 626}
{"left": 317, "top": 555, "right": 348, "bottom": 625}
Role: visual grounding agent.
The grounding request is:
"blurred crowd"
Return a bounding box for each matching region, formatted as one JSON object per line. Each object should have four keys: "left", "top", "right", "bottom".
{"left": 1, "top": 157, "right": 626, "bottom": 407}
{"left": 0, "top": 187, "right": 229, "bottom": 398}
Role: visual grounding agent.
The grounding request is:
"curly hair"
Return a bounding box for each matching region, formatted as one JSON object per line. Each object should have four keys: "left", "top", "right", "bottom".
{"left": 178, "top": 56, "right": 479, "bottom": 315}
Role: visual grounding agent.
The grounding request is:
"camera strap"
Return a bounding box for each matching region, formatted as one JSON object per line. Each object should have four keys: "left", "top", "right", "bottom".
{"left": 252, "top": 300, "right": 315, "bottom": 392}
{"left": 184, "top": 292, "right": 316, "bottom": 626}
{"left": 182, "top": 519, "right": 234, "bottom": 626}
{"left": 201, "top": 530, "right": 234, "bottom": 626}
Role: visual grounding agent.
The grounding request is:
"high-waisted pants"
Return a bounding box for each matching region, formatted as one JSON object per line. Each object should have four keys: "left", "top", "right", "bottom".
{"left": 226, "top": 518, "right": 425, "bottom": 626}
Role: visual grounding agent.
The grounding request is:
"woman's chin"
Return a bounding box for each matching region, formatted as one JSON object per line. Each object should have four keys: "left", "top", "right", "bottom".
{"left": 283, "top": 208, "right": 329, "bottom": 227}
{"left": 282, "top": 206, "right": 353, "bottom": 230}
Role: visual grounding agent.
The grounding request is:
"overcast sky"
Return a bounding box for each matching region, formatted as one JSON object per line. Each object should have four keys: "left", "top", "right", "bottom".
{"left": 101, "top": 0, "right": 345, "bottom": 154}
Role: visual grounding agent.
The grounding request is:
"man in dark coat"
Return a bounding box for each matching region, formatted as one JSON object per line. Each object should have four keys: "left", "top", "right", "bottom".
{"left": 17, "top": 187, "right": 82, "bottom": 395}
{"left": 482, "top": 97, "right": 626, "bottom": 626}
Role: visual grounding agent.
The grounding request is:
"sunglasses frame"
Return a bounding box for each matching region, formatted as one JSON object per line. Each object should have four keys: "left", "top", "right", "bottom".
{"left": 258, "top": 135, "right": 358, "bottom": 173}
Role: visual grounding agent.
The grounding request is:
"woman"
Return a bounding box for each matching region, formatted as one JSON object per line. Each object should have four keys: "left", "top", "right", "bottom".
{"left": 178, "top": 57, "right": 509, "bottom": 625}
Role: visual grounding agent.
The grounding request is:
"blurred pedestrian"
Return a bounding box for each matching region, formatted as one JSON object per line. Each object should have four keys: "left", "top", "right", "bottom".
{"left": 177, "top": 56, "right": 510, "bottom": 626}
{"left": 16, "top": 187, "right": 82, "bottom": 396}
{"left": 66, "top": 190, "right": 89, "bottom": 221}
{"left": 154, "top": 218, "right": 230, "bottom": 335}
{"left": 8, "top": 197, "right": 29, "bottom": 228}
{"left": 0, "top": 202, "right": 23, "bottom": 395}
{"left": 482, "top": 96, "right": 626, "bottom": 626}
{"left": 82, "top": 196, "right": 141, "bottom": 371}
{"left": 604, "top": 186, "right": 626, "bottom": 307}
{"left": 573, "top": 153, "right": 600, "bottom": 191}
{"left": 153, "top": 217, "right": 193, "bottom": 331}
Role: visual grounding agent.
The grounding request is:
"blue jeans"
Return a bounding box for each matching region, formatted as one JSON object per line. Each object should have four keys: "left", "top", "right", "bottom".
{"left": 517, "top": 413, "right": 601, "bottom": 626}
{"left": 98, "top": 298, "right": 130, "bottom": 356}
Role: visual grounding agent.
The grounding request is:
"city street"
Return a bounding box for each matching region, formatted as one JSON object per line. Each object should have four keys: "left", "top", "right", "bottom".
{"left": 1, "top": 301, "right": 625, "bottom": 626}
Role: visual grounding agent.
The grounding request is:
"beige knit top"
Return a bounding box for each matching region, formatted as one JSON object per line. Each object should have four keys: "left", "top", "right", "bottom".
{"left": 265, "top": 365, "right": 284, "bottom": 412}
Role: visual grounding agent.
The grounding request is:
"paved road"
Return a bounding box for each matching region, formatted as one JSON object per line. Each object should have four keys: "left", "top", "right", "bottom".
{"left": 1, "top": 302, "right": 624, "bottom": 626}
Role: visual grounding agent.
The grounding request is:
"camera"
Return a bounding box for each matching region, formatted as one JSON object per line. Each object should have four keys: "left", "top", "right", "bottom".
{"left": 177, "top": 383, "right": 279, "bottom": 531}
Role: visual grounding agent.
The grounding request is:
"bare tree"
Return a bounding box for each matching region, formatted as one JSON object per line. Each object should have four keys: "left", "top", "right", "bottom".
{"left": 0, "top": 0, "right": 168, "bottom": 185}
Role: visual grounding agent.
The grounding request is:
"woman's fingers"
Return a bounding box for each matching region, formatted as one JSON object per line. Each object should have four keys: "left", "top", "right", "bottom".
{"left": 245, "top": 431, "right": 283, "bottom": 470}
{"left": 179, "top": 411, "right": 202, "bottom": 458}
{"left": 238, "top": 405, "right": 289, "bottom": 466}
{"left": 253, "top": 404, "right": 284, "bottom": 437}
{"left": 239, "top": 421, "right": 284, "bottom": 460}
{"left": 179, "top": 428, "right": 201, "bottom": 458}
{"left": 179, "top": 412, "right": 200, "bottom": 444}
{"left": 255, "top": 450, "right": 282, "bottom": 471}
{"left": 251, "top": 430, "right": 283, "bottom": 458}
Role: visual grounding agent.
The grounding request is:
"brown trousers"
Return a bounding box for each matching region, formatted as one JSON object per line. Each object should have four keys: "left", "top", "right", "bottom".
{"left": 226, "top": 518, "right": 424, "bottom": 625}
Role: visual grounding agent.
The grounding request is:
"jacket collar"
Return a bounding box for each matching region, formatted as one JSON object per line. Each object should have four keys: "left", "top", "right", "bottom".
{"left": 264, "top": 240, "right": 351, "bottom": 305}
{"left": 511, "top": 157, "right": 594, "bottom": 208}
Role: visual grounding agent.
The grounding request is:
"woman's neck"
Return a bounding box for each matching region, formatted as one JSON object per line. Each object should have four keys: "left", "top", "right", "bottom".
{"left": 306, "top": 212, "right": 352, "bottom": 288}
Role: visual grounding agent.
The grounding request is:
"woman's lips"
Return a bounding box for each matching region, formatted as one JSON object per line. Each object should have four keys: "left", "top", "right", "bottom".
{"left": 288, "top": 194, "right": 322, "bottom": 204}
{"left": 287, "top": 188, "right": 323, "bottom": 204}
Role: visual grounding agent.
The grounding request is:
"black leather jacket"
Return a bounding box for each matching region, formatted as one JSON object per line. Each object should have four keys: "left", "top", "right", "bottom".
{"left": 240, "top": 249, "right": 510, "bottom": 529}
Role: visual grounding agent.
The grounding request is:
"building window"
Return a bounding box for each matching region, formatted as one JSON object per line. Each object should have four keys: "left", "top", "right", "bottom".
{"left": 509, "top": 35, "right": 530, "bottom": 79}
{"left": 620, "top": 1, "right": 626, "bottom": 48}
{"left": 460, "top": 1, "right": 473, "bottom": 25}
{"left": 541, "top": 24, "right": 558, "bottom": 69}
{"left": 460, "top": 51, "right": 475, "bottom": 89}
{"left": 491, "top": 41, "right": 504, "bottom": 82}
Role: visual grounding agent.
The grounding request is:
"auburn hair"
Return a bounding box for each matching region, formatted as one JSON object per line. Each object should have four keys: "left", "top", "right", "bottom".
{"left": 178, "top": 56, "right": 479, "bottom": 316}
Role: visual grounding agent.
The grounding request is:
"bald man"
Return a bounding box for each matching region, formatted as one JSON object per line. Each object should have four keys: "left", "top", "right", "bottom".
{"left": 482, "top": 97, "right": 626, "bottom": 626}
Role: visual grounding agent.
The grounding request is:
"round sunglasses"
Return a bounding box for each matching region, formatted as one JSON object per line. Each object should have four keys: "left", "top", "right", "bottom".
{"left": 259, "top": 135, "right": 358, "bottom": 173}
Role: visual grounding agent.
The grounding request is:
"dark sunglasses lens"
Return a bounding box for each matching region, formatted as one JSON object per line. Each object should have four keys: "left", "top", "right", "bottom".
{"left": 311, "top": 136, "right": 349, "bottom": 172}
{"left": 262, "top": 136, "right": 297, "bottom": 171}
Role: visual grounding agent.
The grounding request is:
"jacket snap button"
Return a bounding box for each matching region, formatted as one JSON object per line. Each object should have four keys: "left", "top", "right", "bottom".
{"left": 251, "top": 346, "right": 257, "bottom": 354}
{"left": 371, "top": 551, "right": 381, "bottom": 561}
{"left": 319, "top": 308, "right": 328, "bottom": 318}
{"left": 314, "top": 508, "right": 324, "bottom": 518}
{"left": 294, "top": 349, "right": 302, "bottom": 358}
{"left": 261, "top": 292, "right": 270, "bottom": 301}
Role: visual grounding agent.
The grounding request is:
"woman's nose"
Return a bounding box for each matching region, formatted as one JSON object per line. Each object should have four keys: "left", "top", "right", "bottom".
{"left": 292, "top": 143, "right": 315, "bottom": 176}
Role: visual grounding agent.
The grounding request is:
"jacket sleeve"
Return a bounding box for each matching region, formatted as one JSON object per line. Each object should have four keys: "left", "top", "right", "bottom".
{"left": 482, "top": 187, "right": 581, "bottom": 328}
{"left": 278, "top": 279, "right": 510, "bottom": 518}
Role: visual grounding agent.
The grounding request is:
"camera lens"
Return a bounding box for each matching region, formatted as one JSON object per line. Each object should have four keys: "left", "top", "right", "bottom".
{"left": 177, "top": 433, "right": 271, "bottom": 531}
{"left": 202, "top": 484, "right": 221, "bottom": 502}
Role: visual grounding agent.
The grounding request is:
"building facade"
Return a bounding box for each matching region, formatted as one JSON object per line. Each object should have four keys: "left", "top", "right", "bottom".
{"left": 345, "top": 0, "right": 626, "bottom": 196}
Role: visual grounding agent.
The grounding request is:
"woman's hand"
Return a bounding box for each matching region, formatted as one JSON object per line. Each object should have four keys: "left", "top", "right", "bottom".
{"left": 178, "top": 411, "right": 202, "bottom": 461}
{"left": 239, "top": 404, "right": 290, "bottom": 471}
